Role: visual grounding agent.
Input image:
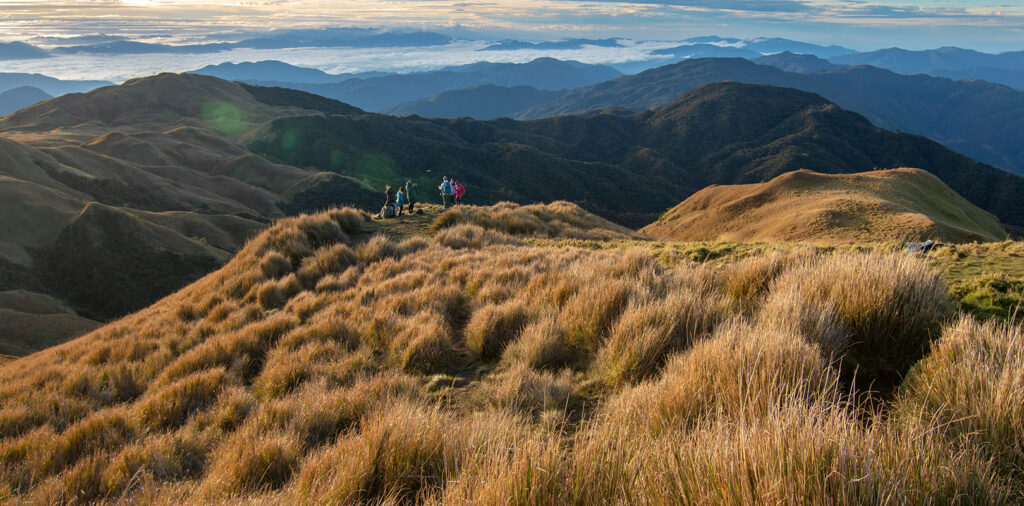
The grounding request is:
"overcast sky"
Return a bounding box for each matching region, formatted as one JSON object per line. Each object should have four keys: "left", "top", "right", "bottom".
{"left": 0, "top": 0, "right": 1021, "bottom": 52}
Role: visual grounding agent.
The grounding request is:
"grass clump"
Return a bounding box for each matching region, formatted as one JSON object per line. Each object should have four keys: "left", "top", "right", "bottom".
{"left": 604, "top": 319, "right": 835, "bottom": 435}
{"left": 593, "top": 288, "right": 729, "bottom": 385}
{"left": 202, "top": 430, "right": 300, "bottom": 497}
{"left": 502, "top": 315, "right": 571, "bottom": 371}
{"left": 465, "top": 299, "right": 532, "bottom": 361}
{"left": 770, "top": 252, "right": 952, "bottom": 386}
{"left": 137, "top": 368, "right": 229, "bottom": 430}
{"left": 897, "top": 317, "right": 1024, "bottom": 478}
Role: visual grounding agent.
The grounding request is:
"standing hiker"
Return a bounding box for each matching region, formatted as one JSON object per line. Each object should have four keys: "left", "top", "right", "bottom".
{"left": 404, "top": 178, "right": 417, "bottom": 213}
{"left": 395, "top": 186, "right": 407, "bottom": 217}
{"left": 453, "top": 180, "right": 466, "bottom": 205}
{"left": 439, "top": 176, "right": 454, "bottom": 209}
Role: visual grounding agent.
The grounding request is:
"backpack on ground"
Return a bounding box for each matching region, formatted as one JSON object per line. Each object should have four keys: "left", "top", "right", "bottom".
{"left": 380, "top": 204, "right": 397, "bottom": 218}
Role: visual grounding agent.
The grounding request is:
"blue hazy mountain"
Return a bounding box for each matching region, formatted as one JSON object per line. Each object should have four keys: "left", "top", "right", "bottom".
{"left": 0, "top": 86, "right": 52, "bottom": 115}
{"left": 614, "top": 38, "right": 854, "bottom": 74}
{"left": 193, "top": 61, "right": 349, "bottom": 84}
{"left": 0, "top": 42, "right": 49, "bottom": 60}
{"left": 830, "top": 47, "right": 1024, "bottom": 90}
{"left": 928, "top": 67, "right": 1024, "bottom": 91}
{"left": 239, "top": 57, "right": 621, "bottom": 111}
{"left": 232, "top": 28, "right": 452, "bottom": 49}
{"left": 382, "top": 84, "right": 564, "bottom": 119}
{"left": 0, "top": 73, "right": 112, "bottom": 96}
{"left": 754, "top": 52, "right": 841, "bottom": 73}
{"left": 482, "top": 38, "right": 624, "bottom": 51}
{"left": 49, "top": 29, "right": 454, "bottom": 56}
{"left": 742, "top": 37, "right": 854, "bottom": 58}
{"left": 652, "top": 44, "right": 762, "bottom": 60}
{"left": 51, "top": 40, "right": 231, "bottom": 55}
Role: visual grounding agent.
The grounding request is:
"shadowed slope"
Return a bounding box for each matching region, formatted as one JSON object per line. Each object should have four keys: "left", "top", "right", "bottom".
{"left": 515, "top": 57, "right": 1024, "bottom": 177}
{"left": 643, "top": 168, "right": 1007, "bottom": 243}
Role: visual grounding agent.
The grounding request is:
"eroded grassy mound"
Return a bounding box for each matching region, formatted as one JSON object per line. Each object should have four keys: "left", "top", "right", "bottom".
{"left": 0, "top": 203, "right": 1019, "bottom": 504}
{"left": 643, "top": 168, "right": 1008, "bottom": 244}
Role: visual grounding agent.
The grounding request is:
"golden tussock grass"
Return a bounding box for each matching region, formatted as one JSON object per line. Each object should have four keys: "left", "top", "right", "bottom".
{"left": 0, "top": 203, "right": 1019, "bottom": 503}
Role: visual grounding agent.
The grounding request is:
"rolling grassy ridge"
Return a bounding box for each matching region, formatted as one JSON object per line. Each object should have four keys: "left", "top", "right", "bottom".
{"left": 0, "top": 202, "right": 1021, "bottom": 504}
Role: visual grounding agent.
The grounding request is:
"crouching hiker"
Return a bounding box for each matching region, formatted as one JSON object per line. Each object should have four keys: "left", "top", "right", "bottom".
{"left": 378, "top": 184, "right": 398, "bottom": 218}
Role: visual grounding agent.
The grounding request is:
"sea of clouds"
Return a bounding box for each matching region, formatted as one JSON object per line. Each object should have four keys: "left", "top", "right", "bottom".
{"left": 0, "top": 39, "right": 683, "bottom": 83}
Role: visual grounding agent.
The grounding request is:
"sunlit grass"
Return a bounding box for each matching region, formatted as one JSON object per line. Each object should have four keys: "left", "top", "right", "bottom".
{"left": 0, "top": 202, "right": 1021, "bottom": 503}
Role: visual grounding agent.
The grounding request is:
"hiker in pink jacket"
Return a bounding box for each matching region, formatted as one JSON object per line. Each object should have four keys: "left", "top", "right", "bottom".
{"left": 453, "top": 180, "right": 466, "bottom": 205}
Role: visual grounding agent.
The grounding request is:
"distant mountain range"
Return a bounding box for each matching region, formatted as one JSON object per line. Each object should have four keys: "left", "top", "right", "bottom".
{"left": 383, "top": 85, "right": 563, "bottom": 119}
{"left": 482, "top": 38, "right": 624, "bottom": 51}
{"left": 193, "top": 61, "right": 385, "bottom": 85}
{"left": 497, "top": 58, "right": 1024, "bottom": 176}
{"left": 830, "top": 47, "right": 1024, "bottom": 90}
{"left": 0, "top": 86, "right": 52, "bottom": 115}
{"left": 754, "top": 52, "right": 839, "bottom": 73}
{"left": 192, "top": 58, "right": 622, "bottom": 111}
{"left": 2, "top": 73, "right": 1022, "bottom": 352}
{"left": 0, "top": 73, "right": 112, "bottom": 97}
{"left": 0, "top": 41, "right": 48, "bottom": 60}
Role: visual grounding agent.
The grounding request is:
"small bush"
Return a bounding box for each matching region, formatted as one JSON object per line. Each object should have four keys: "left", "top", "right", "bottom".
{"left": 759, "top": 285, "right": 849, "bottom": 358}
{"left": 295, "top": 213, "right": 347, "bottom": 248}
{"left": 434, "top": 224, "right": 513, "bottom": 250}
{"left": 722, "top": 251, "right": 799, "bottom": 310}
{"left": 478, "top": 364, "right": 578, "bottom": 417}
{"left": 37, "top": 408, "right": 135, "bottom": 476}
{"left": 292, "top": 402, "right": 454, "bottom": 503}
{"left": 315, "top": 266, "right": 361, "bottom": 292}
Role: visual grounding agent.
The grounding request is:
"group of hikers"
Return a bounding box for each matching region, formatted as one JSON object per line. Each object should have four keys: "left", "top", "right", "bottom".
{"left": 377, "top": 176, "right": 467, "bottom": 218}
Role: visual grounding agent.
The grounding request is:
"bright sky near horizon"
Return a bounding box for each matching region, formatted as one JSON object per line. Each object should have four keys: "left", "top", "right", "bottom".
{"left": 0, "top": 0, "right": 1021, "bottom": 52}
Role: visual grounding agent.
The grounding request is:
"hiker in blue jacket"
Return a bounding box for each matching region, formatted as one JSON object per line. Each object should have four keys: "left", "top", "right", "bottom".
{"left": 439, "top": 176, "right": 454, "bottom": 209}
{"left": 395, "top": 186, "right": 407, "bottom": 216}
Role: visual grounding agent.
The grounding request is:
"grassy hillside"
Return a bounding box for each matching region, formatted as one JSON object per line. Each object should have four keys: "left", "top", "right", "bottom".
{"left": 1, "top": 202, "right": 1021, "bottom": 503}
{"left": 2, "top": 72, "right": 1023, "bottom": 356}
{"left": 643, "top": 168, "right": 1007, "bottom": 243}
{"left": 0, "top": 74, "right": 381, "bottom": 350}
